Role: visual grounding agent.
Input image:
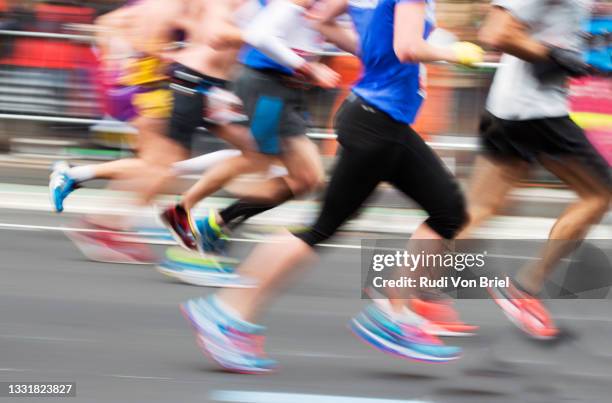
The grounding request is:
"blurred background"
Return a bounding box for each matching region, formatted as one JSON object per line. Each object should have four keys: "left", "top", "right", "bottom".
{"left": 0, "top": 1, "right": 609, "bottom": 190}
{"left": 0, "top": 2, "right": 611, "bottom": 402}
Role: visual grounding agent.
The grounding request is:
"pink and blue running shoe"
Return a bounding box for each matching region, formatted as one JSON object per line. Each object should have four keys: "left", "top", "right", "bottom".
{"left": 180, "top": 296, "right": 277, "bottom": 374}
{"left": 49, "top": 161, "right": 78, "bottom": 213}
{"left": 350, "top": 302, "right": 462, "bottom": 363}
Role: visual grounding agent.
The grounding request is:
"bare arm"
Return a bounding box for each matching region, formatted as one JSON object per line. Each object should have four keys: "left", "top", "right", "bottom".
{"left": 94, "top": 7, "right": 132, "bottom": 57}
{"left": 316, "top": 20, "right": 359, "bottom": 55}
{"left": 127, "top": 0, "right": 186, "bottom": 56}
{"left": 205, "top": 1, "right": 246, "bottom": 50}
{"left": 393, "top": 1, "right": 457, "bottom": 63}
{"left": 309, "top": 0, "right": 358, "bottom": 55}
{"left": 478, "top": 6, "right": 549, "bottom": 62}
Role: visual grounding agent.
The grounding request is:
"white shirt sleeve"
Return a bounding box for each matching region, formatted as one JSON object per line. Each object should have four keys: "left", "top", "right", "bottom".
{"left": 241, "top": 0, "right": 307, "bottom": 70}
{"left": 492, "top": 0, "right": 545, "bottom": 27}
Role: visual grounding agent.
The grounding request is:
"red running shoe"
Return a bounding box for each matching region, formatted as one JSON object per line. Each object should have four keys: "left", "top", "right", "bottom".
{"left": 410, "top": 298, "right": 479, "bottom": 337}
{"left": 159, "top": 204, "right": 197, "bottom": 251}
{"left": 489, "top": 281, "right": 559, "bottom": 340}
{"left": 66, "top": 221, "right": 156, "bottom": 264}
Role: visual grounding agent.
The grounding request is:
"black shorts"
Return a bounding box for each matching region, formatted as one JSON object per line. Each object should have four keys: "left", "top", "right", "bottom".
{"left": 295, "top": 94, "right": 467, "bottom": 246}
{"left": 480, "top": 111, "right": 611, "bottom": 187}
{"left": 167, "top": 64, "right": 229, "bottom": 151}
{"left": 233, "top": 66, "right": 309, "bottom": 155}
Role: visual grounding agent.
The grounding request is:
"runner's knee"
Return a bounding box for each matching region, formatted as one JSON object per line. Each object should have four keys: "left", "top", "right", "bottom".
{"left": 286, "top": 168, "right": 324, "bottom": 196}
{"left": 580, "top": 192, "right": 611, "bottom": 223}
{"left": 293, "top": 227, "right": 332, "bottom": 248}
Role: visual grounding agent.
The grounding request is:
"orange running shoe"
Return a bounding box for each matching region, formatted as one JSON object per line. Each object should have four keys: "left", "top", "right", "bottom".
{"left": 410, "top": 298, "right": 479, "bottom": 337}
{"left": 489, "top": 282, "right": 559, "bottom": 340}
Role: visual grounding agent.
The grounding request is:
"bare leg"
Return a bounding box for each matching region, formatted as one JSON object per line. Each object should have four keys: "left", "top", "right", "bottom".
{"left": 217, "top": 231, "right": 316, "bottom": 322}
{"left": 516, "top": 157, "right": 611, "bottom": 293}
{"left": 388, "top": 223, "right": 442, "bottom": 314}
{"left": 181, "top": 153, "right": 272, "bottom": 210}
{"left": 457, "top": 156, "right": 529, "bottom": 238}
{"left": 91, "top": 158, "right": 148, "bottom": 180}
{"left": 280, "top": 136, "right": 325, "bottom": 195}
{"left": 129, "top": 116, "right": 189, "bottom": 205}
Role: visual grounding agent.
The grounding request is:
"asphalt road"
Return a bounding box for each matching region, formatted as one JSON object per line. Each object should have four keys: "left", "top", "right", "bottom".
{"left": 1, "top": 207, "right": 612, "bottom": 403}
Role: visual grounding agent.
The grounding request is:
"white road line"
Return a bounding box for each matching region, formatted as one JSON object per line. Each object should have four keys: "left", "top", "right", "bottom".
{"left": 107, "top": 374, "right": 175, "bottom": 381}
{"left": 0, "top": 222, "right": 573, "bottom": 259}
{"left": 0, "top": 334, "right": 98, "bottom": 343}
{"left": 210, "top": 390, "right": 430, "bottom": 403}
{"left": 0, "top": 222, "right": 362, "bottom": 250}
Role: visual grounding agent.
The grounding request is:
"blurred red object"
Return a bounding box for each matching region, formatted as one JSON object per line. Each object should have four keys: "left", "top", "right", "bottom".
{"left": 0, "top": 3, "right": 96, "bottom": 69}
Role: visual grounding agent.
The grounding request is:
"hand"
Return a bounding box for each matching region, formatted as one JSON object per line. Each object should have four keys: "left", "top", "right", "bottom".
{"left": 548, "top": 46, "right": 591, "bottom": 77}
{"left": 450, "top": 41, "right": 484, "bottom": 67}
{"left": 296, "top": 62, "right": 340, "bottom": 89}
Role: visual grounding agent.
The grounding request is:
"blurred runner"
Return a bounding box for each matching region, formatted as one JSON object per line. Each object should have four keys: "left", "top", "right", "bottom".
{"left": 51, "top": 0, "right": 334, "bottom": 263}
{"left": 49, "top": 0, "right": 181, "bottom": 263}
{"left": 180, "top": 0, "right": 484, "bottom": 373}
{"left": 161, "top": 0, "right": 339, "bottom": 261}
{"left": 50, "top": 1, "right": 245, "bottom": 214}
{"left": 458, "top": 0, "right": 611, "bottom": 339}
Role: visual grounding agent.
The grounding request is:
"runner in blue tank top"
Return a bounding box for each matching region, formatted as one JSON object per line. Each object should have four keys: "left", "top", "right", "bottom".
{"left": 179, "top": 0, "right": 485, "bottom": 374}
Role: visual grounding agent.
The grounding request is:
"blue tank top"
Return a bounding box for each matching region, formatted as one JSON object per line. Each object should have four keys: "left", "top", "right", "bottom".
{"left": 239, "top": 0, "right": 294, "bottom": 74}
{"left": 348, "top": 0, "right": 435, "bottom": 124}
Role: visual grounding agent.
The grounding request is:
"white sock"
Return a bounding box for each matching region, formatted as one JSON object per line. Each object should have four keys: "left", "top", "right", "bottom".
{"left": 172, "top": 150, "right": 242, "bottom": 175}
{"left": 68, "top": 165, "right": 96, "bottom": 183}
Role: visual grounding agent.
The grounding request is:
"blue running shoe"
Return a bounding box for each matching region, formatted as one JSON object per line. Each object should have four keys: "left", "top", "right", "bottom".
{"left": 349, "top": 302, "right": 462, "bottom": 363}
{"left": 157, "top": 247, "right": 253, "bottom": 288}
{"left": 49, "top": 161, "right": 77, "bottom": 213}
{"left": 180, "top": 296, "right": 277, "bottom": 374}
{"left": 193, "top": 210, "right": 229, "bottom": 255}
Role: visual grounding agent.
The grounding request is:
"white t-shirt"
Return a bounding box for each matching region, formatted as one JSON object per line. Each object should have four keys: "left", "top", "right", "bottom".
{"left": 486, "top": 0, "right": 593, "bottom": 120}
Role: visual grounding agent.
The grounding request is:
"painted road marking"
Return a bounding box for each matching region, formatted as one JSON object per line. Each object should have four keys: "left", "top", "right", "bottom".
{"left": 210, "top": 390, "right": 430, "bottom": 403}
{"left": 0, "top": 222, "right": 554, "bottom": 258}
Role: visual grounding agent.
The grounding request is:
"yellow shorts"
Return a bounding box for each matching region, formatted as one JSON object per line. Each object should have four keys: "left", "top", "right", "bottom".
{"left": 133, "top": 88, "right": 173, "bottom": 120}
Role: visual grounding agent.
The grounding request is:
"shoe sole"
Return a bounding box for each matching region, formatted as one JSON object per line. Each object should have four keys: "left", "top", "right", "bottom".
{"left": 165, "top": 246, "right": 239, "bottom": 266}
{"left": 348, "top": 318, "right": 461, "bottom": 363}
{"left": 157, "top": 265, "right": 254, "bottom": 288}
{"left": 488, "top": 287, "right": 557, "bottom": 341}
{"left": 65, "top": 230, "right": 153, "bottom": 265}
{"left": 427, "top": 328, "right": 477, "bottom": 337}
{"left": 179, "top": 303, "right": 275, "bottom": 375}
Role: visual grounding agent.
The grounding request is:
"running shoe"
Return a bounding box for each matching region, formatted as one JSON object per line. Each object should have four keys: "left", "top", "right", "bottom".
{"left": 160, "top": 204, "right": 197, "bottom": 251}
{"left": 49, "top": 161, "right": 77, "bottom": 213}
{"left": 489, "top": 281, "right": 559, "bottom": 340}
{"left": 181, "top": 296, "right": 277, "bottom": 374}
{"left": 349, "top": 302, "right": 462, "bottom": 363}
{"left": 65, "top": 222, "right": 156, "bottom": 264}
{"left": 410, "top": 298, "right": 479, "bottom": 337}
{"left": 157, "top": 247, "right": 253, "bottom": 288}
{"left": 193, "top": 210, "right": 229, "bottom": 255}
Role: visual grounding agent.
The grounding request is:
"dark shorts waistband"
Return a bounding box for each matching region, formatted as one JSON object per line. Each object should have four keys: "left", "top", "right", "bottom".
{"left": 242, "top": 65, "right": 311, "bottom": 89}
{"left": 170, "top": 64, "right": 228, "bottom": 90}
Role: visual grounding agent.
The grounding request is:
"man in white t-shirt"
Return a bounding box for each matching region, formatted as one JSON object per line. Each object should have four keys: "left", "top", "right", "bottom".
{"left": 460, "top": 0, "right": 611, "bottom": 339}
